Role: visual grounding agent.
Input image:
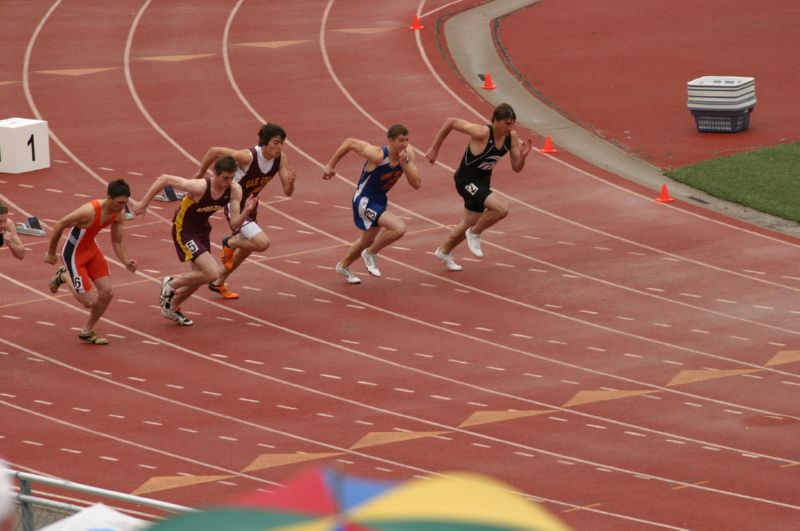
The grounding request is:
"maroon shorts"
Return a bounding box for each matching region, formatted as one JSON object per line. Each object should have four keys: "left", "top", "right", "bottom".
{"left": 172, "top": 224, "right": 211, "bottom": 262}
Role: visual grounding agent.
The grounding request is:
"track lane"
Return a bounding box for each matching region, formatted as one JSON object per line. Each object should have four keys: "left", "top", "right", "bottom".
{"left": 3, "top": 2, "right": 796, "bottom": 528}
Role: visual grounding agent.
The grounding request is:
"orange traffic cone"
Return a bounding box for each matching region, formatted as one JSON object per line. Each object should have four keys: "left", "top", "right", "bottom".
{"left": 480, "top": 73, "right": 496, "bottom": 90}
{"left": 408, "top": 15, "right": 424, "bottom": 30}
{"left": 539, "top": 136, "right": 558, "bottom": 153}
{"left": 655, "top": 184, "right": 675, "bottom": 202}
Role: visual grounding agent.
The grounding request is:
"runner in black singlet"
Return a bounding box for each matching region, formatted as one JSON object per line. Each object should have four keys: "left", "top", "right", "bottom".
{"left": 425, "top": 103, "right": 534, "bottom": 270}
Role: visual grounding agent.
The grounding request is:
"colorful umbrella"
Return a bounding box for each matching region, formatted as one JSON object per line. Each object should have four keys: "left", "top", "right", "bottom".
{"left": 146, "top": 466, "right": 570, "bottom": 530}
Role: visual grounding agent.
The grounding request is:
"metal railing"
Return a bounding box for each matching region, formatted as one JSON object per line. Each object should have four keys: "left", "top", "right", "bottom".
{"left": 9, "top": 470, "right": 191, "bottom": 530}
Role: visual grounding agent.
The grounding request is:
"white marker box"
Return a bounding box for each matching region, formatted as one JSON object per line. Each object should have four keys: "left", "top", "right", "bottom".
{"left": 0, "top": 117, "right": 51, "bottom": 173}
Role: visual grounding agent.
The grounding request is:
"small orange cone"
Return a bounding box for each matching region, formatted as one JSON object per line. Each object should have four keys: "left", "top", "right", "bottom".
{"left": 539, "top": 136, "right": 558, "bottom": 153}
{"left": 655, "top": 184, "right": 675, "bottom": 202}
{"left": 408, "top": 15, "right": 424, "bottom": 30}
{"left": 480, "top": 73, "right": 496, "bottom": 90}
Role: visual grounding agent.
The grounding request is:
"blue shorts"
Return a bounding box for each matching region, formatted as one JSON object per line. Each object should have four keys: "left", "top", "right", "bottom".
{"left": 352, "top": 193, "right": 387, "bottom": 231}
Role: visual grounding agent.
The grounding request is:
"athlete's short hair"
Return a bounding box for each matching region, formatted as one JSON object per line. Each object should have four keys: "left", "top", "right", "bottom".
{"left": 387, "top": 124, "right": 409, "bottom": 139}
{"left": 107, "top": 179, "right": 131, "bottom": 198}
{"left": 258, "top": 123, "right": 286, "bottom": 145}
{"left": 214, "top": 156, "right": 238, "bottom": 175}
{"left": 492, "top": 103, "right": 516, "bottom": 122}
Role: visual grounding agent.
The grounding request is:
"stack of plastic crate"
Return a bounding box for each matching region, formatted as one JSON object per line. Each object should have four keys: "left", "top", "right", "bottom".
{"left": 687, "top": 76, "right": 756, "bottom": 133}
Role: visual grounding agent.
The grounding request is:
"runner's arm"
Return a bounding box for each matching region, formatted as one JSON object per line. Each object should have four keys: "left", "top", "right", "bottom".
{"left": 400, "top": 148, "right": 422, "bottom": 189}
{"left": 323, "top": 138, "right": 383, "bottom": 179}
{"left": 194, "top": 147, "right": 251, "bottom": 178}
{"left": 277, "top": 154, "right": 296, "bottom": 196}
{"left": 227, "top": 182, "right": 256, "bottom": 230}
{"left": 425, "top": 118, "right": 486, "bottom": 163}
{"left": 110, "top": 219, "right": 137, "bottom": 272}
{"left": 134, "top": 175, "right": 206, "bottom": 216}
{"left": 508, "top": 131, "right": 535, "bottom": 172}
{"left": 4, "top": 219, "right": 26, "bottom": 260}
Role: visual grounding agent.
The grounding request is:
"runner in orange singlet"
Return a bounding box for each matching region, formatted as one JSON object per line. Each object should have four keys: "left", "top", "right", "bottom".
{"left": 44, "top": 180, "right": 138, "bottom": 344}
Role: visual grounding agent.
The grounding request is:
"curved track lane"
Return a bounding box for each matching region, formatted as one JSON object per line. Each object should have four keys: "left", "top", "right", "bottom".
{"left": 1, "top": 1, "right": 799, "bottom": 529}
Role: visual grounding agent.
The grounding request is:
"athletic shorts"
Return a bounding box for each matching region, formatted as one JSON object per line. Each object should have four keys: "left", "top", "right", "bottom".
{"left": 454, "top": 173, "right": 492, "bottom": 213}
{"left": 173, "top": 225, "right": 210, "bottom": 262}
{"left": 63, "top": 245, "right": 109, "bottom": 294}
{"left": 235, "top": 220, "right": 264, "bottom": 240}
{"left": 352, "top": 193, "right": 386, "bottom": 231}
{"left": 224, "top": 204, "right": 262, "bottom": 240}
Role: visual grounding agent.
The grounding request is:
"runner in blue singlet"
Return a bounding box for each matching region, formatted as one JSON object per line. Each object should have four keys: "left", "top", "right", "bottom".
{"left": 323, "top": 124, "right": 422, "bottom": 284}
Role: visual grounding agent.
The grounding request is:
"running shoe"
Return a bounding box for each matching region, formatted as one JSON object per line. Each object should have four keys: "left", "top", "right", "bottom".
{"left": 434, "top": 247, "right": 463, "bottom": 271}
{"left": 361, "top": 249, "right": 381, "bottom": 277}
{"left": 163, "top": 308, "right": 194, "bottom": 326}
{"left": 335, "top": 262, "right": 361, "bottom": 284}
{"left": 78, "top": 330, "right": 109, "bottom": 345}
{"left": 221, "top": 236, "right": 234, "bottom": 271}
{"left": 208, "top": 282, "right": 239, "bottom": 299}
{"left": 49, "top": 266, "right": 67, "bottom": 294}
{"left": 465, "top": 227, "right": 483, "bottom": 258}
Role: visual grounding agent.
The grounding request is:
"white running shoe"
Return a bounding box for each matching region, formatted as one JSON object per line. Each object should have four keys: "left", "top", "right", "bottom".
{"left": 435, "top": 248, "right": 463, "bottom": 271}
{"left": 361, "top": 249, "right": 381, "bottom": 277}
{"left": 465, "top": 227, "right": 483, "bottom": 257}
{"left": 335, "top": 262, "right": 362, "bottom": 284}
{"left": 163, "top": 308, "right": 194, "bottom": 326}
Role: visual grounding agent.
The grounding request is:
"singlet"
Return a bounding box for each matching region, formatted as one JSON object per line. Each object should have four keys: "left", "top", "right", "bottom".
{"left": 172, "top": 178, "right": 230, "bottom": 232}
{"left": 229, "top": 146, "right": 281, "bottom": 217}
{"left": 455, "top": 124, "right": 512, "bottom": 184}
{"left": 353, "top": 146, "right": 403, "bottom": 200}
{"left": 64, "top": 200, "right": 118, "bottom": 253}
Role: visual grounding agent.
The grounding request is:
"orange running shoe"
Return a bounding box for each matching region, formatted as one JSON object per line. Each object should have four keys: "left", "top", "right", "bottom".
{"left": 208, "top": 282, "right": 239, "bottom": 300}
{"left": 221, "top": 237, "right": 234, "bottom": 271}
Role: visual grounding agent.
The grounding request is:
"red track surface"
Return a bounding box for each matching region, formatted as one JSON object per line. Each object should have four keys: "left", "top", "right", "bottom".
{"left": 498, "top": 0, "right": 800, "bottom": 169}
{"left": 1, "top": 2, "right": 799, "bottom": 530}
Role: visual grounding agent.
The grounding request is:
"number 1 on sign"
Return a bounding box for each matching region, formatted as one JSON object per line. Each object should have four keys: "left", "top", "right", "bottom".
{"left": 27, "top": 134, "right": 36, "bottom": 161}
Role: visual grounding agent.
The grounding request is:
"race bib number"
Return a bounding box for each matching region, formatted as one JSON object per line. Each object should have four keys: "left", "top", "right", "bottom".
{"left": 364, "top": 208, "right": 377, "bottom": 221}
{"left": 186, "top": 239, "right": 199, "bottom": 253}
{"left": 464, "top": 183, "right": 479, "bottom": 196}
{"left": 72, "top": 275, "right": 83, "bottom": 290}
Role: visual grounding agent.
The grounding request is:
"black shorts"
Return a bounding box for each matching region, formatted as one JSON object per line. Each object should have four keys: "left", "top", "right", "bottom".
{"left": 454, "top": 173, "right": 492, "bottom": 213}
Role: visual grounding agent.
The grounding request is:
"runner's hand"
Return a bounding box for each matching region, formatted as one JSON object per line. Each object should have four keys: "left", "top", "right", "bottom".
{"left": 520, "top": 138, "right": 535, "bottom": 157}
{"left": 424, "top": 147, "right": 437, "bottom": 164}
{"left": 244, "top": 194, "right": 258, "bottom": 213}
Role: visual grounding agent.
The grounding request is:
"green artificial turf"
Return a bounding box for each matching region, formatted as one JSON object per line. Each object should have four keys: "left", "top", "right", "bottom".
{"left": 666, "top": 141, "right": 800, "bottom": 223}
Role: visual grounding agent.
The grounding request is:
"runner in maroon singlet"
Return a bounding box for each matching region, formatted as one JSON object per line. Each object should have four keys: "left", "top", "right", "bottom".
{"left": 194, "top": 123, "right": 296, "bottom": 299}
{"left": 135, "top": 157, "right": 256, "bottom": 326}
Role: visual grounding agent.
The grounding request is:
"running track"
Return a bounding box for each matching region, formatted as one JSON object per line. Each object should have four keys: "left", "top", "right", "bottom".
{"left": 1, "top": 2, "right": 799, "bottom": 530}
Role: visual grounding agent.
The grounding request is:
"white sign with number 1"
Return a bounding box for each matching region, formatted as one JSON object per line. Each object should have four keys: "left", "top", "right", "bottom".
{"left": 0, "top": 117, "right": 50, "bottom": 174}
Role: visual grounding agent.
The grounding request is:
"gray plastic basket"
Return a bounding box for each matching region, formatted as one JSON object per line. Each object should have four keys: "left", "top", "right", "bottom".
{"left": 691, "top": 107, "right": 752, "bottom": 133}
